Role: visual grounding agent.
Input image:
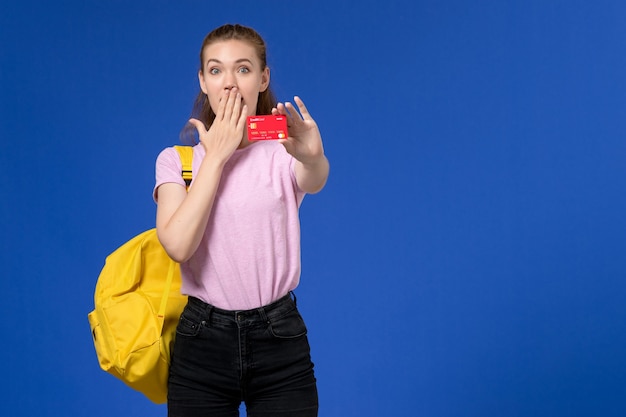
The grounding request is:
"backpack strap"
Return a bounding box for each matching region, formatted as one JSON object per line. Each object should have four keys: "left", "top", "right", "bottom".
{"left": 174, "top": 145, "right": 193, "bottom": 189}
{"left": 157, "top": 146, "right": 193, "bottom": 320}
{"left": 157, "top": 255, "right": 177, "bottom": 320}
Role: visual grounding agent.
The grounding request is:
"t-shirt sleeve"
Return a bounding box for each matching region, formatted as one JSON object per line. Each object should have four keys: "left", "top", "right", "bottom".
{"left": 153, "top": 147, "right": 184, "bottom": 203}
{"left": 287, "top": 150, "right": 306, "bottom": 206}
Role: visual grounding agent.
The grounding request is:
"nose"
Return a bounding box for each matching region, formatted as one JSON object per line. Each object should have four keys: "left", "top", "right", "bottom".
{"left": 223, "top": 72, "right": 237, "bottom": 91}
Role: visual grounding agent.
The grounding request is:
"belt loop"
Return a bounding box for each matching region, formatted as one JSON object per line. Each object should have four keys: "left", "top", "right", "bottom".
{"left": 257, "top": 306, "right": 269, "bottom": 323}
{"left": 205, "top": 304, "right": 214, "bottom": 327}
{"left": 290, "top": 291, "right": 297, "bottom": 307}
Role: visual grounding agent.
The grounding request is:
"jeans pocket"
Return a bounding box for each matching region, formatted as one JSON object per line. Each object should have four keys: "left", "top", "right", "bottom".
{"left": 176, "top": 312, "right": 204, "bottom": 337}
{"left": 268, "top": 309, "right": 308, "bottom": 339}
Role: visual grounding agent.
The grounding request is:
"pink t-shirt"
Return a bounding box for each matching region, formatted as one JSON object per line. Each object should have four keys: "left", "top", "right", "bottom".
{"left": 154, "top": 142, "right": 306, "bottom": 310}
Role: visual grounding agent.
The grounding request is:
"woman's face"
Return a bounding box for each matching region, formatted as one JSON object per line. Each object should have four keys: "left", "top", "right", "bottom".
{"left": 198, "top": 39, "right": 270, "bottom": 117}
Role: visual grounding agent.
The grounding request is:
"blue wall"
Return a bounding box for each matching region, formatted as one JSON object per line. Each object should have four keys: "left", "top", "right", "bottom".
{"left": 1, "top": 1, "right": 625, "bottom": 416}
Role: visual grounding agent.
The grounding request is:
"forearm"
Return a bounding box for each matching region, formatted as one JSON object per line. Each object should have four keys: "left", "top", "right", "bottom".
{"left": 295, "top": 155, "right": 330, "bottom": 194}
{"left": 156, "top": 157, "right": 225, "bottom": 262}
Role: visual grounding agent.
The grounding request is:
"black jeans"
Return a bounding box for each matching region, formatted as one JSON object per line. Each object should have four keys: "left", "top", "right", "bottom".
{"left": 167, "top": 293, "right": 318, "bottom": 417}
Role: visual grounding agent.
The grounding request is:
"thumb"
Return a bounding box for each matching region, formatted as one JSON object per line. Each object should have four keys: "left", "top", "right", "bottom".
{"left": 187, "top": 118, "right": 206, "bottom": 134}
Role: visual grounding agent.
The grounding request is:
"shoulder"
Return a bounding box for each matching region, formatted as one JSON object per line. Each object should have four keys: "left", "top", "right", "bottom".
{"left": 156, "top": 144, "right": 203, "bottom": 169}
{"left": 154, "top": 146, "right": 199, "bottom": 201}
{"left": 156, "top": 146, "right": 181, "bottom": 167}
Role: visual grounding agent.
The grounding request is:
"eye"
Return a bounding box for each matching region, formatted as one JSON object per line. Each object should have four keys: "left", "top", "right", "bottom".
{"left": 209, "top": 67, "right": 220, "bottom": 75}
{"left": 238, "top": 67, "right": 250, "bottom": 74}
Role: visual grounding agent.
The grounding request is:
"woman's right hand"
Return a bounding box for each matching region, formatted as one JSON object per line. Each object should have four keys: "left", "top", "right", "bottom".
{"left": 188, "top": 87, "right": 248, "bottom": 164}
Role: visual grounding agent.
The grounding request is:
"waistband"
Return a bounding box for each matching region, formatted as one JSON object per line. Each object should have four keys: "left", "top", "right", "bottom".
{"left": 186, "top": 292, "right": 297, "bottom": 325}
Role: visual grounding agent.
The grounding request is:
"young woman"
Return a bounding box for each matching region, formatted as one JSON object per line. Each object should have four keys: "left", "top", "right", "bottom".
{"left": 154, "top": 24, "right": 329, "bottom": 417}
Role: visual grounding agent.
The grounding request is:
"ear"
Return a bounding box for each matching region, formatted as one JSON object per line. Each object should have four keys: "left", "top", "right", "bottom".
{"left": 198, "top": 70, "right": 208, "bottom": 95}
{"left": 260, "top": 66, "right": 270, "bottom": 92}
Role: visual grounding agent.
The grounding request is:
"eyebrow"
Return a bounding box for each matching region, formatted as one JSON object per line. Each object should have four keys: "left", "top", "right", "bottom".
{"left": 205, "top": 58, "right": 254, "bottom": 66}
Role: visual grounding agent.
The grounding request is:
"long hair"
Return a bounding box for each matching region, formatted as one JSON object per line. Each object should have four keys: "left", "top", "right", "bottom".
{"left": 181, "top": 24, "right": 277, "bottom": 144}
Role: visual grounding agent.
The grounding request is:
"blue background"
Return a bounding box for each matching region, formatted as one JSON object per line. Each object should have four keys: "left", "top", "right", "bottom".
{"left": 1, "top": 1, "right": 625, "bottom": 416}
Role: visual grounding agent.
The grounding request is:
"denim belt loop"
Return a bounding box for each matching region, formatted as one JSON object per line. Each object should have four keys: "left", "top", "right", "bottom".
{"left": 257, "top": 305, "right": 269, "bottom": 323}
{"left": 290, "top": 290, "right": 297, "bottom": 307}
{"left": 204, "top": 303, "right": 214, "bottom": 327}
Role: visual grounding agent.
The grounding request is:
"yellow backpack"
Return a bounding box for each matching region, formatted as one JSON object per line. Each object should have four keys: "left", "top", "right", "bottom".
{"left": 88, "top": 145, "right": 192, "bottom": 404}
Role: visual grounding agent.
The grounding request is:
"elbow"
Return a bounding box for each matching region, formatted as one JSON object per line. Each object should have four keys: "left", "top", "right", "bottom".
{"left": 304, "top": 177, "right": 328, "bottom": 194}
{"left": 165, "top": 248, "right": 192, "bottom": 264}
{"left": 157, "top": 230, "right": 195, "bottom": 264}
{"left": 298, "top": 158, "right": 330, "bottom": 194}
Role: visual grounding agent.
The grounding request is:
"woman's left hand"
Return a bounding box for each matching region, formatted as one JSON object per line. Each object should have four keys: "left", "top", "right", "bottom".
{"left": 272, "top": 96, "right": 325, "bottom": 165}
{"left": 272, "top": 96, "right": 329, "bottom": 193}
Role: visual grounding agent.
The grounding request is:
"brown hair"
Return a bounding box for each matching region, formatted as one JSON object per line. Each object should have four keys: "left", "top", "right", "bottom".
{"left": 181, "top": 24, "right": 276, "bottom": 144}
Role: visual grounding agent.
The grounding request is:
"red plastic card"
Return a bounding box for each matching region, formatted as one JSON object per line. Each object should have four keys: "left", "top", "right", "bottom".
{"left": 247, "top": 115, "right": 288, "bottom": 140}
